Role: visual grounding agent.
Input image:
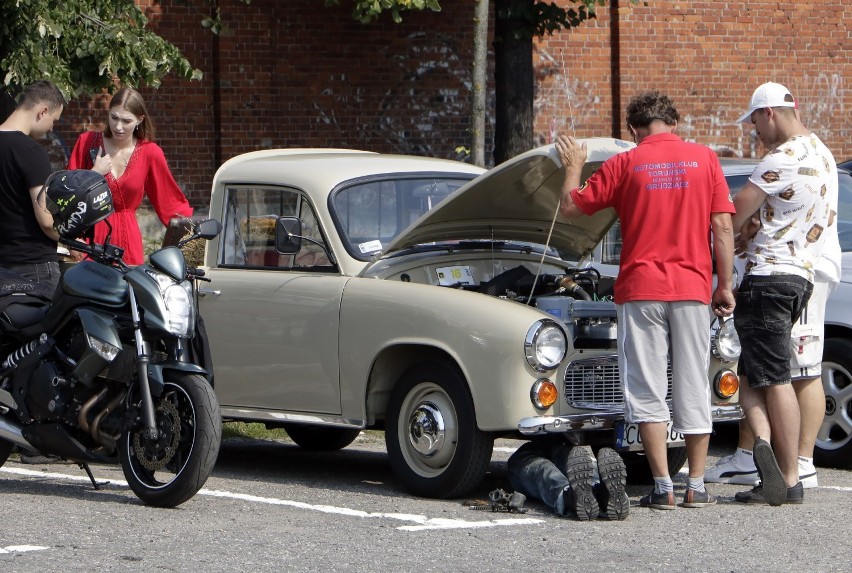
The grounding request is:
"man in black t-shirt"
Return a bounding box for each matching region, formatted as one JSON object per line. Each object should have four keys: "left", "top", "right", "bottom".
{"left": 0, "top": 80, "right": 66, "bottom": 292}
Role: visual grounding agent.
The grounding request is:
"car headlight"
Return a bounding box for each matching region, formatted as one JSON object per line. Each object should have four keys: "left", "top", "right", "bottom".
{"left": 525, "top": 320, "right": 567, "bottom": 372}
{"left": 712, "top": 317, "right": 741, "bottom": 362}
{"left": 146, "top": 269, "right": 196, "bottom": 337}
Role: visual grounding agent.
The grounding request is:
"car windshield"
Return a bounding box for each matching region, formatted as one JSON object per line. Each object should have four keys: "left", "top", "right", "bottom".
{"left": 599, "top": 167, "right": 852, "bottom": 265}
{"left": 330, "top": 175, "right": 558, "bottom": 261}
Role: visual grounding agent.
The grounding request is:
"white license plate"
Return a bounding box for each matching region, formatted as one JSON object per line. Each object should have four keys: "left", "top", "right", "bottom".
{"left": 615, "top": 421, "right": 685, "bottom": 451}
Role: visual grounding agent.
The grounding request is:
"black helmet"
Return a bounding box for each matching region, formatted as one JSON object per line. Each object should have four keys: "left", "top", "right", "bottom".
{"left": 42, "top": 170, "right": 113, "bottom": 240}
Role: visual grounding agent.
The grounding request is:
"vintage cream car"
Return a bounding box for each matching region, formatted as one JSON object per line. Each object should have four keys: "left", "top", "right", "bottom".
{"left": 198, "top": 140, "right": 742, "bottom": 498}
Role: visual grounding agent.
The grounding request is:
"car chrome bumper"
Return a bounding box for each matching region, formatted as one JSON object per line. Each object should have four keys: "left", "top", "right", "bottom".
{"left": 517, "top": 403, "right": 743, "bottom": 435}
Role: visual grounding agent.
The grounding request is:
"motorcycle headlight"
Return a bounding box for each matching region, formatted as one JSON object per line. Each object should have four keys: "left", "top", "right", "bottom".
{"left": 525, "top": 320, "right": 567, "bottom": 372}
{"left": 146, "top": 269, "right": 195, "bottom": 337}
{"left": 712, "top": 317, "right": 741, "bottom": 362}
{"left": 162, "top": 280, "right": 195, "bottom": 338}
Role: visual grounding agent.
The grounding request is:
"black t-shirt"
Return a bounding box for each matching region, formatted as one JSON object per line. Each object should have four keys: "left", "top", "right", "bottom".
{"left": 0, "top": 131, "right": 58, "bottom": 263}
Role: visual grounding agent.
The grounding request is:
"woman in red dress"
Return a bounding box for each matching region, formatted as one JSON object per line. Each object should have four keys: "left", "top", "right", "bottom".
{"left": 66, "top": 87, "right": 193, "bottom": 265}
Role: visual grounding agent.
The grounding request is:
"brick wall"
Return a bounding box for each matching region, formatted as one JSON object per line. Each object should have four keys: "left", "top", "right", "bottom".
{"left": 54, "top": 0, "right": 850, "bottom": 210}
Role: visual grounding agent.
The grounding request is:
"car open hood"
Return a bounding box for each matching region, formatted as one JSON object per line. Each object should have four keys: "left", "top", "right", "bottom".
{"left": 380, "top": 137, "right": 634, "bottom": 260}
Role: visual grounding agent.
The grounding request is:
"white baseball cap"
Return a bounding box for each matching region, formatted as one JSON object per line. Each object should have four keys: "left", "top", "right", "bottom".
{"left": 736, "top": 82, "right": 797, "bottom": 123}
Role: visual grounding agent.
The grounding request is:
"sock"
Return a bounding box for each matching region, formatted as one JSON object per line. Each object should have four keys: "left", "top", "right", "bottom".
{"left": 653, "top": 476, "right": 673, "bottom": 494}
{"left": 734, "top": 447, "right": 754, "bottom": 467}
{"left": 735, "top": 447, "right": 753, "bottom": 459}
{"left": 798, "top": 456, "right": 813, "bottom": 464}
{"left": 687, "top": 476, "right": 706, "bottom": 492}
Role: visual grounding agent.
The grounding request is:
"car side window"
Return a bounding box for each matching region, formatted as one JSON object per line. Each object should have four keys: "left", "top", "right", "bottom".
{"left": 220, "top": 186, "right": 331, "bottom": 269}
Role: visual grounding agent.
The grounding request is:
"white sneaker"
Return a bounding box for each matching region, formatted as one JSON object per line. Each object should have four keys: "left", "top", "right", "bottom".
{"left": 704, "top": 452, "right": 759, "bottom": 485}
{"left": 798, "top": 457, "right": 818, "bottom": 489}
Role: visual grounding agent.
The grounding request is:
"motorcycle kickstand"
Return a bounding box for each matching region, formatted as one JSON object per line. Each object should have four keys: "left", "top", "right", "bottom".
{"left": 77, "top": 462, "right": 107, "bottom": 490}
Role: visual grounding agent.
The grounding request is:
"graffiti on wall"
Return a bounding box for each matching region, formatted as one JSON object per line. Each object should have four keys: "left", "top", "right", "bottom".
{"left": 311, "top": 32, "right": 485, "bottom": 159}
{"left": 684, "top": 73, "right": 847, "bottom": 159}
{"left": 533, "top": 49, "right": 601, "bottom": 147}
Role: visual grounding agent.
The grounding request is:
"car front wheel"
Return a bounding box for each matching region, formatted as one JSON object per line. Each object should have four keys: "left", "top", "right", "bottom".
{"left": 385, "top": 362, "right": 493, "bottom": 499}
{"left": 814, "top": 338, "right": 852, "bottom": 469}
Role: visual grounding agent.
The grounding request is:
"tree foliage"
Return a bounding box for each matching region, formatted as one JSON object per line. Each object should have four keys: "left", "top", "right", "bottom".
{"left": 328, "top": 0, "right": 605, "bottom": 34}
{"left": 325, "top": 0, "right": 442, "bottom": 24}
{"left": 0, "top": 0, "right": 202, "bottom": 99}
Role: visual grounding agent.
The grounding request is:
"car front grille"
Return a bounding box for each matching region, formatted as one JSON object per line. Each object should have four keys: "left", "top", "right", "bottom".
{"left": 564, "top": 355, "right": 673, "bottom": 409}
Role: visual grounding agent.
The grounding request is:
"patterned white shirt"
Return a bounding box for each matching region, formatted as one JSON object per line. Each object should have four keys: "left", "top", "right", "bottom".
{"left": 743, "top": 133, "right": 838, "bottom": 282}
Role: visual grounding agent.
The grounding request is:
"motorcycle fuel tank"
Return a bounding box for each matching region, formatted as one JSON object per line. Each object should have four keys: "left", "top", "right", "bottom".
{"left": 62, "top": 261, "right": 128, "bottom": 305}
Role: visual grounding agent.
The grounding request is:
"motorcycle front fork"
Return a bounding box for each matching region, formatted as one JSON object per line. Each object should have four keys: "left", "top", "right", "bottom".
{"left": 128, "top": 288, "right": 158, "bottom": 440}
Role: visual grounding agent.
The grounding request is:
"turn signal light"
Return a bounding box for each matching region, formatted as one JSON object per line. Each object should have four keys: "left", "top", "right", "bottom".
{"left": 714, "top": 370, "right": 739, "bottom": 399}
{"left": 531, "top": 379, "right": 558, "bottom": 409}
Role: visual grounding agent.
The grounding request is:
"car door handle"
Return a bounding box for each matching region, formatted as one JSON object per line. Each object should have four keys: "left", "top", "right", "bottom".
{"left": 198, "top": 288, "right": 221, "bottom": 296}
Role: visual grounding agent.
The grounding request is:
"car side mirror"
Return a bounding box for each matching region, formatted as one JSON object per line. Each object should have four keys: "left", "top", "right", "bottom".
{"left": 275, "top": 216, "right": 303, "bottom": 254}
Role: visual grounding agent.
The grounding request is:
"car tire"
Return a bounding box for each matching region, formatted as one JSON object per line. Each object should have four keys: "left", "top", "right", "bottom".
{"left": 814, "top": 338, "right": 852, "bottom": 469}
{"left": 283, "top": 424, "right": 361, "bottom": 451}
{"left": 385, "top": 361, "right": 493, "bottom": 499}
{"left": 622, "top": 446, "right": 688, "bottom": 484}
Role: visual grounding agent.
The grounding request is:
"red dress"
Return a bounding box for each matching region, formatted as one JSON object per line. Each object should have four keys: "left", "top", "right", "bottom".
{"left": 67, "top": 131, "right": 193, "bottom": 265}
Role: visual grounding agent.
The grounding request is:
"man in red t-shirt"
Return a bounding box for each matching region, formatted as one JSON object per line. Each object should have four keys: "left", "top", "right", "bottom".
{"left": 555, "top": 90, "right": 736, "bottom": 510}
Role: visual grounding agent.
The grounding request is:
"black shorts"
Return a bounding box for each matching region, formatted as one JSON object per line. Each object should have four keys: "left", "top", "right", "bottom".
{"left": 734, "top": 274, "right": 813, "bottom": 388}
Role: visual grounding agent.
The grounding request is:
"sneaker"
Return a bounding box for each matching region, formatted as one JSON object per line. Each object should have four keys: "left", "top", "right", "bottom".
{"left": 595, "top": 447, "right": 629, "bottom": 520}
{"left": 563, "top": 446, "right": 600, "bottom": 520}
{"left": 639, "top": 489, "right": 676, "bottom": 510}
{"left": 735, "top": 482, "right": 804, "bottom": 505}
{"left": 681, "top": 488, "right": 717, "bottom": 508}
{"left": 798, "top": 457, "right": 818, "bottom": 489}
{"left": 704, "top": 452, "right": 759, "bottom": 485}
{"left": 752, "top": 438, "right": 786, "bottom": 506}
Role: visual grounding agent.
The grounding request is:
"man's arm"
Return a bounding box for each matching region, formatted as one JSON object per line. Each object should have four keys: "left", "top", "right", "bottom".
{"left": 710, "top": 211, "right": 736, "bottom": 317}
{"left": 554, "top": 135, "right": 587, "bottom": 219}
{"left": 30, "top": 184, "right": 59, "bottom": 241}
{"left": 731, "top": 181, "right": 767, "bottom": 231}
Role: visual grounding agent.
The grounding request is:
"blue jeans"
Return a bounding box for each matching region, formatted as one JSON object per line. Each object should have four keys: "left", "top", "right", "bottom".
{"left": 734, "top": 274, "right": 812, "bottom": 387}
{"left": 507, "top": 442, "right": 574, "bottom": 516}
{"left": 0, "top": 261, "right": 61, "bottom": 295}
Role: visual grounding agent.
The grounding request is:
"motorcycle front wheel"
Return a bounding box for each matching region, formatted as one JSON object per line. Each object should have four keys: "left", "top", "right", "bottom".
{"left": 0, "top": 438, "right": 13, "bottom": 467}
{"left": 119, "top": 373, "right": 221, "bottom": 507}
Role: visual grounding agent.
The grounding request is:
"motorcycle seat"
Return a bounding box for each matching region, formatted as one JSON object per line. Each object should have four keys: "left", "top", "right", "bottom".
{"left": 1, "top": 299, "right": 50, "bottom": 330}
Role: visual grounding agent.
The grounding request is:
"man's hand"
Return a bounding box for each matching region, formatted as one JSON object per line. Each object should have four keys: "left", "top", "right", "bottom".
{"left": 735, "top": 214, "right": 760, "bottom": 256}
{"left": 711, "top": 286, "right": 736, "bottom": 317}
{"left": 555, "top": 135, "right": 587, "bottom": 176}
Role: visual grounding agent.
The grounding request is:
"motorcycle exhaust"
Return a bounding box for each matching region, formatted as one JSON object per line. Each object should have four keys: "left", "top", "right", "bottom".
{"left": 0, "top": 416, "right": 32, "bottom": 449}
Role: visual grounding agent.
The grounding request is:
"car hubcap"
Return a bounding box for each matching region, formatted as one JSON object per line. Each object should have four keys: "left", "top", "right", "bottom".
{"left": 408, "top": 402, "right": 445, "bottom": 457}
{"left": 819, "top": 361, "right": 852, "bottom": 451}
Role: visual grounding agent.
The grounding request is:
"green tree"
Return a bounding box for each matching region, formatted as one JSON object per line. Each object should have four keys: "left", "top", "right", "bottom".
{"left": 0, "top": 0, "right": 201, "bottom": 118}
{"left": 328, "top": 0, "right": 620, "bottom": 164}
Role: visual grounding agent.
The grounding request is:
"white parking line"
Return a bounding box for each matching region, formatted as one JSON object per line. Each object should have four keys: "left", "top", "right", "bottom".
{"left": 0, "top": 545, "right": 49, "bottom": 554}
{"left": 1, "top": 466, "right": 544, "bottom": 531}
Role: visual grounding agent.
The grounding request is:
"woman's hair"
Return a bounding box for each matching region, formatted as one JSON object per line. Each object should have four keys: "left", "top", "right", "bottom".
{"left": 626, "top": 90, "right": 680, "bottom": 130}
{"left": 104, "top": 87, "right": 155, "bottom": 141}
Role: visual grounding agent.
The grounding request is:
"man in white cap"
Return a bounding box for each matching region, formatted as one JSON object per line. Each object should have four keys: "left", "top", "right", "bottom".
{"left": 727, "top": 81, "right": 839, "bottom": 506}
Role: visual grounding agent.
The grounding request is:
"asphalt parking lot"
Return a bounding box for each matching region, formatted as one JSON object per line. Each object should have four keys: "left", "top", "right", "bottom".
{"left": 2, "top": 426, "right": 851, "bottom": 573}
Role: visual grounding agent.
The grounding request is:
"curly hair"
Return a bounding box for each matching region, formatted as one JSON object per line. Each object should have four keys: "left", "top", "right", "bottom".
{"left": 626, "top": 90, "right": 680, "bottom": 129}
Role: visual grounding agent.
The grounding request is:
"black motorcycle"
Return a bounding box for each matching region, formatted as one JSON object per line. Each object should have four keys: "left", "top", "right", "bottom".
{"left": 0, "top": 170, "right": 222, "bottom": 508}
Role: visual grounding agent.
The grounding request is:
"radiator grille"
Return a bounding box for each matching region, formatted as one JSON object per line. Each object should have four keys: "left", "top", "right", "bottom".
{"left": 563, "top": 355, "right": 673, "bottom": 409}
